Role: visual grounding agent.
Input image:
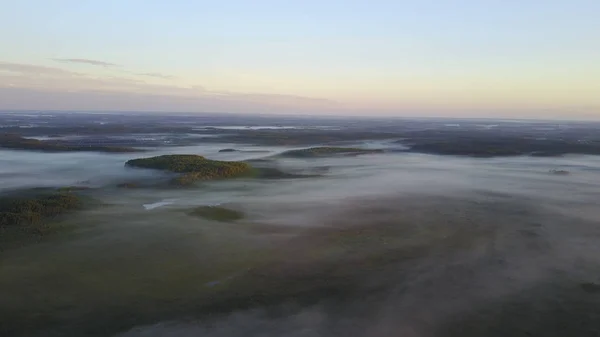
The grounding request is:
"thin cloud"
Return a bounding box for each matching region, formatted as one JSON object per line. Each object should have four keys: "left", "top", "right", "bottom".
{"left": 0, "top": 62, "right": 80, "bottom": 76}
{"left": 136, "top": 72, "right": 176, "bottom": 80}
{"left": 216, "top": 91, "right": 338, "bottom": 106}
{"left": 52, "top": 59, "right": 174, "bottom": 79}
{"left": 53, "top": 58, "right": 119, "bottom": 67}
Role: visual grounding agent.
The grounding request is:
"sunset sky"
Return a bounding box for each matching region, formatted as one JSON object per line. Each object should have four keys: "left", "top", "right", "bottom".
{"left": 1, "top": 0, "right": 599, "bottom": 118}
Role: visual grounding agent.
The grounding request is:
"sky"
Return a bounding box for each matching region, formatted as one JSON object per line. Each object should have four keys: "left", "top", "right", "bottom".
{"left": 0, "top": 0, "right": 599, "bottom": 119}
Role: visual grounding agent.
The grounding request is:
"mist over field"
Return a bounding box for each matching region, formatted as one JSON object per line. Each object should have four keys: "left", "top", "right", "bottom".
{"left": 3, "top": 0, "right": 599, "bottom": 335}
{"left": 2, "top": 112, "right": 600, "bottom": 337}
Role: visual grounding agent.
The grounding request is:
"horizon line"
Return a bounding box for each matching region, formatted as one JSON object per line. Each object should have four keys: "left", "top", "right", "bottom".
{"left": 1, "top": 109, "right": 599, "bottom": 123}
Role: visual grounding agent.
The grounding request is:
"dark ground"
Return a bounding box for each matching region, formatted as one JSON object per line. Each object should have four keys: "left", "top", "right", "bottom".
{"left": 2, "top": 111, "right": 600, "bottom": 337}
{"left": 3, "top": 111, "right": 600, "bottom": 157}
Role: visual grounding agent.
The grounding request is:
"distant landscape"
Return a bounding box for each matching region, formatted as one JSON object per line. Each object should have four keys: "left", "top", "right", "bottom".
{"left": 3, "top": 111, "right": 600, "bottom": 157}
{"left": 1, "top": 111, "right": 600, "bottom": 337}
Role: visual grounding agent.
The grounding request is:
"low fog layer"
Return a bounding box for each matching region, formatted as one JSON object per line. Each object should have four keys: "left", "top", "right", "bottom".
{"left": 2, "top": 139, "right": 600, "bottom": 336}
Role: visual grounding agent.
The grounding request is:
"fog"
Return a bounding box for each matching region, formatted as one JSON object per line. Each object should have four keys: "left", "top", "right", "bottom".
{"left": 2, "top": 144, "right": 600, "bottom": 337}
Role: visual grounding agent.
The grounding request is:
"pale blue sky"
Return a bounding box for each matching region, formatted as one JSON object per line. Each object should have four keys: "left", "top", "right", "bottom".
{"left": 1, "top": 0, "right": 599, "bottom": 118}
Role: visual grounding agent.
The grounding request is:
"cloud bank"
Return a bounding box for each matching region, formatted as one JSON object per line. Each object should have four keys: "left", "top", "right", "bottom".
{"left": 0, "top": 61, "right": 338, "bottom": 114}
{"left": 1, "top": 61, "right": 597, "bottom": 119}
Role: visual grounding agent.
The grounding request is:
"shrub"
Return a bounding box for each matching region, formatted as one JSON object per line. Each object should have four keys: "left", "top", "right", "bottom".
{"left": 125, "top": 154, "right": 253, "bottom": 186}
{"left": 279, "top": 147, "right": 383, "bottom": 158}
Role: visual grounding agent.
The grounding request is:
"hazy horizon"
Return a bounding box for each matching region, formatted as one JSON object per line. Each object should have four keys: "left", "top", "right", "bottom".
{"left": 1, "top": 1, "right": 599, "bottom": 119}
{"left": 2, "top": 108, "right": 600, "bottom": 123}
